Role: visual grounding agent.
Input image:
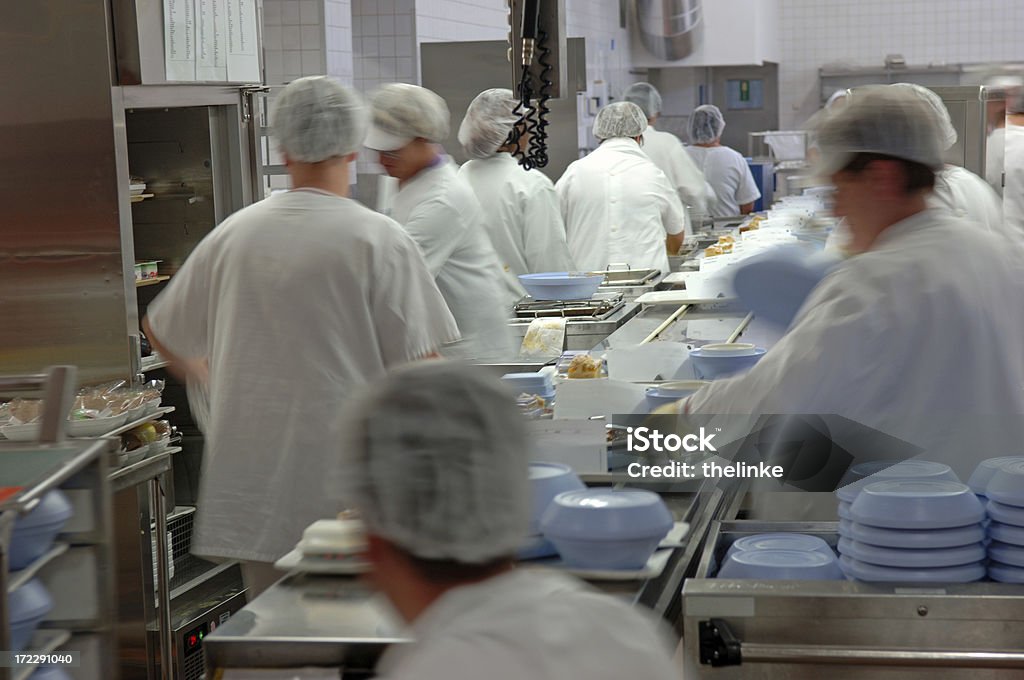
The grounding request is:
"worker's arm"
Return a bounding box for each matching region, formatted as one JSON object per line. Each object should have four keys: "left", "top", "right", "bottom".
{"left": 739, "top": 201, "right": 756, "bottom": 215}
{"left": 142, "top": 317, "right": 208, "bottom": 384}
{"left": 666, "top": 233, "right": 686, "bottom": 256}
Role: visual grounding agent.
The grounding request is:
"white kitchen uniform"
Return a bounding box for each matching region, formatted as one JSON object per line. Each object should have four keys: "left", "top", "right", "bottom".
{"left": 556, "top": 138, "right": 687, "bottom": 275}
{"left": 986, "top": 126, "right": 1006, "bottom": 197}
{"left": 642, "top": 126, "right": 713, "bottom": 215}
{"left": 392, "top": 159, "right": 516, "bottom": 360}
{"left": 458, "top": 153, "right": 574, "bottom": 302}
{"left": 147, "top": 189, "right": 459, "bottom": 563}
{"left": 685, "top": 145, "right": 761, "bottom": 218}
{"left": 375, "top": 569, "right": 678, "bottom": 680}
{"left": 684, "top": 209, "right": 1024, "bottom": 461}
{"left": 931, "top": 164, "right": 1004, "bottom": 233}
{"left": 1004, "top": 124, "right": 1024, "bottom": 236}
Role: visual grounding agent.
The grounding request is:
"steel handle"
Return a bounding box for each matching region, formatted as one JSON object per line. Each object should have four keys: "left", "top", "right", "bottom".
{"left": 741, "top": 643, "right": 1024, "bottom": 669}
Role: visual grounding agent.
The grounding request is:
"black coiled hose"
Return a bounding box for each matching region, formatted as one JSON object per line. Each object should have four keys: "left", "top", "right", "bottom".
{"left": 526, "top": 27, "right": 553, "bottom": 169}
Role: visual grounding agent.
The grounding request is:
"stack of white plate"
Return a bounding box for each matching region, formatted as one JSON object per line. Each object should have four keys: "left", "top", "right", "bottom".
{"left": 982, "top": 460, "right": 1024, "bottom": 583}
{"left": 838, "top": 480, "right": 987, "bottom": 583}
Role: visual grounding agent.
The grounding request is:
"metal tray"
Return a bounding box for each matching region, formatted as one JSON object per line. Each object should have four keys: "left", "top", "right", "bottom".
{"left": 682, "top": 520, "right": 1024, "bottom": 679}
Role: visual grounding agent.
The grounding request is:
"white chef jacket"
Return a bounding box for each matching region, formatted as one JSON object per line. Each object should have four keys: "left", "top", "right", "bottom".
{"left": 556, "top": 138, "right": 688, "bottom": 275}
{"left": 642, "top": 126, "right": 713, "bottom": 215}
{"left": 458, "top": 153, "right": 574, "bottom": 303}
{"left": 685, "top": 145, "right": 761, "bottom": 218}
{"left": 392, "top": 159, "right": 516, "bottom": 360}
{"left": 986, "top": 126, "right": 1005, "bottom": 197}
{"left": 146, "top": 189, "right": 459, "bottom": 563}
{"left": 1004, "top": 124, "right": 1024, "bottom": 237}
{"left": 375, "top": 569, "right": 678, "bottom": 680}
{"left": 931, "top": 164, "right": 1004, "bottom": 233}
{"left": 683, "top": 209, "right": 1024, "bottom": 460}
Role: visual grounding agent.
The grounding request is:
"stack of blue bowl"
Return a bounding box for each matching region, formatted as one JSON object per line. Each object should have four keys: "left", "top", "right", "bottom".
{"left": 717, "top": 533, "right": 843, "bottom": 580}
{"left": 838, "top": 480, "right": 987, "bottom": 583}
{"left": 982, "top": 459, "right": 1024, "bottom": 583}
{"left": 518, "top": 463, "right": 584, "bottom": 560}
{"left": 9, "top": 490, "right": 73, "bottom": 571}
{"left": 8, "top": 579, "right": 53, "bottom": 652}
{"left": 835, "top": 460, "right": 959, "bottom": 521}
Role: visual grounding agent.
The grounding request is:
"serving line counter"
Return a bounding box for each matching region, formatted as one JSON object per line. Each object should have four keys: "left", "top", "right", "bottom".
{"left": 203, "top": 477, "right": 748, "bottom": 676}
{"left": 682, "top": 520, "right": 1024, "bottom": 679}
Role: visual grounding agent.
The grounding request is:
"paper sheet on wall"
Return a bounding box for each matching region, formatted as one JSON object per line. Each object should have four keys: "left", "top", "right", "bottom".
{"left": 227, "top": 0, "right": 261, "bottom": 82}
{"left": 164, "top": 0, "right": 197, "bottom": 81}
{"left": 527, "top": 419, "right": 607, "bottom": 474}
{"left": 552, "top": 379, "right": 649, "bottom": 420}
{"left": 197, "top": 0, "right": 228, "bottom": 81}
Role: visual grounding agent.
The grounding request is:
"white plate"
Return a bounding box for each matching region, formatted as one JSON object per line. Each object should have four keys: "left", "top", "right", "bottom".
{"left": 68, "top": 413, "right": 129, "bottom": 437}
{"left": 698, "top": 342, "right": 758, "bottom": 357}
{"left": 526, "top": 548, "right": 674, "bottom": 581}
{"left": 635, "top": 290, "right": 736, "bottom": 305}
{"left": 0, "top": 422, "right": 42, "bottom": 441}
{"left": 274, "top": 548, "right": 370, "bottom": 575}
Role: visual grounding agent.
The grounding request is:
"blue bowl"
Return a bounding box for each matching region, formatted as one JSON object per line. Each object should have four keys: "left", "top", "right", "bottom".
{"left": 968, "top": 456, "right": 1024, "bottom": 495}
{"left": 986, "top": 500, "right": 1024, "bottom": 527}
{"left": 984, "top": 459, "right": 1024, "bottom": 508}
{"left": 516, "top": 534, "right": 559, "bottom": 561}
{"left": 9, "top": 579, "right": 53, "bottom": 652}
{"left": 838, "top": 501, "right": 852, "bottom": 521}
{"left": 688, "top": 347, "right": 766, "bottom": 380}
{"left": 988, "top": 561, "right": 1024, "bottom": 583}
{"left": 10, "top": 490, "right": 73, "bottom": 570}
{"left": 717, "top": 549, "right": 843, "bottom": 580}
{"left": 835, "top": 460, "right": 959, "bottom": 504}
{"left": 519, "top": 272, "right": 604, "bottom": 301}
{"left": 989, "top": 521, "right": 1024, "bottom": 547}
{"left": 987, "top": 540, "right": 1024, "bottom": 568}
{"left": 540, "top": 489, "right": 673, "bottom": 569}
{"left": 726, "top": 533, "right": 834, "bottom": 561}
{"left": 840, "top": 555, "right": 985, "bottom": 583}
{"left": 840, "top": 520, "right": 985, "bottom": 550}
{"left": 849, "top": 480, "right": 985, "bottom": 530}
{"left": 528, "top": 463, "right": 584, "bottom": 535}
{"left": 837, "top": 537, "right": 985, "bottom": 568}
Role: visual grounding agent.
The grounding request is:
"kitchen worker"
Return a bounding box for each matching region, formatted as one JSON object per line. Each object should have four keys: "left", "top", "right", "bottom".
{"left": 341, "top": 361, "right": 679, "bottom": 680}
{"left": 366, "top": 83, "right": 515, "bottom": 360}
{"left": 457, "top": 88, "right": 574, "bottom": 303}
{"left": 1004, "top": 87, "right": 1024, "bottom": 236}
{"left": 623, "top": 81, "right": 713, "bottom": 219}
{"left": 556, "top": 101, "right": 688, "bottom": 274}
{"left": 892, "top": 83, "right": 1004, "bottom": 233}
{"left": 675, "top": 85, "right": 1024, "bottom": 462}
{"left": 142, "top": 76, "right": 459, "bottom": 595}
{"left": 685, "top": 104, "right": 762, "bottom": 218}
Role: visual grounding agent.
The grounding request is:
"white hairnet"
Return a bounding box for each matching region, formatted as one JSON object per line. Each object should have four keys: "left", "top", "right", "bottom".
{"left": 594, "top": 101, "right": 648, "bottom": 140}
{"left": 342, "top": 361, "right": 530, "bottom": 564}
{"left": 271, "top": 76, "right": 368, "bottom": 163}
{"left": 890, "top": 83, "right": 957, "bottom": 150}
{"left": 825, "top": 89, "right": 850, "bottom": 111}
{"left": 368, "top": 83, "right": 450, "bottom": 145}
{"left": 457, "top": 88, "right": 519, "bottom": 160}
{"left": 814, "top": 85, "right": 945, "bottom": 177}
{"left": 689, "top": 105, "right": 726, "bottom": 144}
{"left": 623, "top": 82, "right": 662, "bottom": 119}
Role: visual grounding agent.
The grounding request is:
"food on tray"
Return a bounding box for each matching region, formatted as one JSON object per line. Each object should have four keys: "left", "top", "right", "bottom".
{"left": 567, "top": 354, "right": 602, "bottom": 379}
{"left": 122, "top": 423, "right": 160, "bottom": 452}
{"left": 7, "top": 399, "right": 43, "bottom": 424}
{"left": 705, "top": 245, "right": 724, "bottom": 258}
{"left": 718, "top": 235, "right": 735, "bottom": 245}
{"left": 299, "top": 517, "right": 368, "bottom": 562}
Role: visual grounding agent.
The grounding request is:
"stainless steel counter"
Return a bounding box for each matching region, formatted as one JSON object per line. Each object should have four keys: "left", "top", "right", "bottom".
{"left": 682, "top": 520, "right": 1024, "bottom": 679}
{"left": 508, "top": 301, "right": 642, "bottom": 351}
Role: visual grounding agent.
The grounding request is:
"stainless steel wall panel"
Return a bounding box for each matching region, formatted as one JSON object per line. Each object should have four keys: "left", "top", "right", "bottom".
{"left": 0, "top": 0, "right": 132, "bottom": 385}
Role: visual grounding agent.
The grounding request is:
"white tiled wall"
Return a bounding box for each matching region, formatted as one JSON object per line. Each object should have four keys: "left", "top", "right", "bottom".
{"left": 263, "top": 0, "right": 328, "bottom": 86}
{"left": 565, "top": 0, "right": 632, "bottom": 100}
{"left": 779, "top": 0, "right": 1024, "bottom": 128}
{"left": 416, "top": 0, "right": 507, "bottom": 43}
{"left": 352, "top": 0, "right": 418, "bottom": 92}
{"left": 326, "top": 0, "right": 355, "bottom": 83}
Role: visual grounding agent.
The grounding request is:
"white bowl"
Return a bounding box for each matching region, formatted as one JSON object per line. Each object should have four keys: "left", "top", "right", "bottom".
{"left": 653, "top": 380, "right": 709, "bottom": 398}
{"left": 68, "top": 414, "right": 129, "bottom": 437}
{"left": 1, "top": 423, "right": 42, "bottom": 442}
{"left": 697, "top": 343, "right": 758, "bottom": 357}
